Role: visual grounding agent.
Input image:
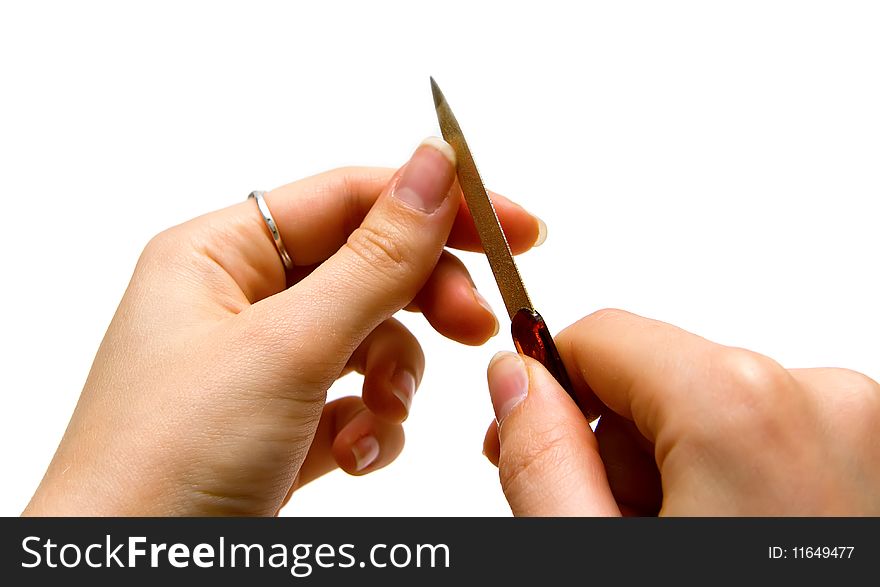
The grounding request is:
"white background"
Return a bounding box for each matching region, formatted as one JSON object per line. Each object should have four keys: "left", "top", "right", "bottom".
{"left": 1, "top": 1, "right": 878, "bottom": 517}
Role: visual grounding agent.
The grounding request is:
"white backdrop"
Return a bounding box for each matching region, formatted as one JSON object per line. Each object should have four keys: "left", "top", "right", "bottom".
{"left": 1, "top": 1, "right": 878, "bottom": 516}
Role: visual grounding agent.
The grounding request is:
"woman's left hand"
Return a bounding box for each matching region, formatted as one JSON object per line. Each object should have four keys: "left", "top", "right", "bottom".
{"left": 25, "top": 138, "right": 545, "bottom": 516}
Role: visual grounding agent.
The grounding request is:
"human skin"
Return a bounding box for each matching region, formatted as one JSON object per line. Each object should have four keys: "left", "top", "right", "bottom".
{"left": 483, "top": 309, "right": 880, "bottom": 516}
{"left": 24, "top": 137, "right": 546, "bottom": 516}
{"left": 30, "top": 136, "right": 875, "bottom": 518}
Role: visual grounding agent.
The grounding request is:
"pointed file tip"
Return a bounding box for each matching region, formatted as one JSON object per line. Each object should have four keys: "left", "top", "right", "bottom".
{"left": 429, "top": 76, "right": 444, "bottom": 109}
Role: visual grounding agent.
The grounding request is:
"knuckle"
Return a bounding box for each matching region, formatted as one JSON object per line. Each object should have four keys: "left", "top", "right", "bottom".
{"left": 582, "top": 307, "right": 631, "bottom": 327}
{"left": 716, "top": 348, "right": 791, "bottom": 395}
{"left": 559, "top": 308, "right": 630, "bottom": 345}
{"left": 843, "top": 369, "right": 880, "bottom": 397}
{"left": 706, "top": 347, "right": 796, "bottom": 434}
{"left": 315, "top": 166, "right": 391, "bottom": 235}
{"left": 345, "top": 224, "right": 412, "bottom": 278}
{"left": 831, "top": 368, "right": 880, "bottom": 412}
{"left": 143, "top": 228, "right": 173, "bottom": 253}
{"left": 141, "top": 227, "right": 181, "bottom": 263}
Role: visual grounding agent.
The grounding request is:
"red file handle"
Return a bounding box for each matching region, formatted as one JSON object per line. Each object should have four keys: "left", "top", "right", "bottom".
{"left": 510, "top": 308, "right": 603, "bottom": 422}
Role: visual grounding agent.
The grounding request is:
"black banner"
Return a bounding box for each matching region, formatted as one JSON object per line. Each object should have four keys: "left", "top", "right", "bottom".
{"left": 1, "top": 518, "right": 876, "bottom": 584}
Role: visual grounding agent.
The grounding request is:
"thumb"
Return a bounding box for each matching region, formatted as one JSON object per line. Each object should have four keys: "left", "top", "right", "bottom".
{"left": 253, "top": 137, "right": 459, "bottom": 375}
{"left": 488, "top": 351, "right": 620, "bottom": 516}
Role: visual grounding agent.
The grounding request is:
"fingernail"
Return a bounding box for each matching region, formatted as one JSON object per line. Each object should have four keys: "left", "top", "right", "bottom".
{"left": 473, "top": 289, "right": 500, "bottom": 337}
{"left": 393, "top": 137, "right": 456, "bottom": 213}
{"left": 534, "top": 217, "right": 548, "bottom": 247}
{"left": 391, "top": 369, "right": 417, "bottom": 414}
{"left": 487, "top": 351, "right": 529, "bottom": 423}
{"left": 351, "top": 435, "right": 380, "bottom": 472}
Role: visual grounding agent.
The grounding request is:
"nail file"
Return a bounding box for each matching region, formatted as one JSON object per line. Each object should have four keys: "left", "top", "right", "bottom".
{"left": 430, "top": 77, "right": 601, "bottom": 421}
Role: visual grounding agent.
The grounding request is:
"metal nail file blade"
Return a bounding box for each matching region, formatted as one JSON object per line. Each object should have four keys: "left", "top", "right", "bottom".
{"left": 430, "top": 77, "right": 533, "bottom": 321}
{"left": 430, "top": 77, "right": 602, "bottom": 422}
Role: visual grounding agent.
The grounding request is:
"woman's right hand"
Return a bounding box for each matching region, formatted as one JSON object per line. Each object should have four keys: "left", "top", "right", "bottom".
{"left": 483, "top": 309, "right": 880, "bottom": 516}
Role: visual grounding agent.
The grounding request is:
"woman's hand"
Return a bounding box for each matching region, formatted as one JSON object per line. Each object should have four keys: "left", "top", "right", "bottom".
{"left": 25, "top": 137, "right": 545, "bottom": 516}
{"left": 484, "top": 309, "right": 880, "bottom": 516}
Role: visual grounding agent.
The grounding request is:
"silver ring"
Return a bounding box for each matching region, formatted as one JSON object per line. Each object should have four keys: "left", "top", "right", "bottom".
{"left": 248, "top": 190, "right": 294, "bottom": 272}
